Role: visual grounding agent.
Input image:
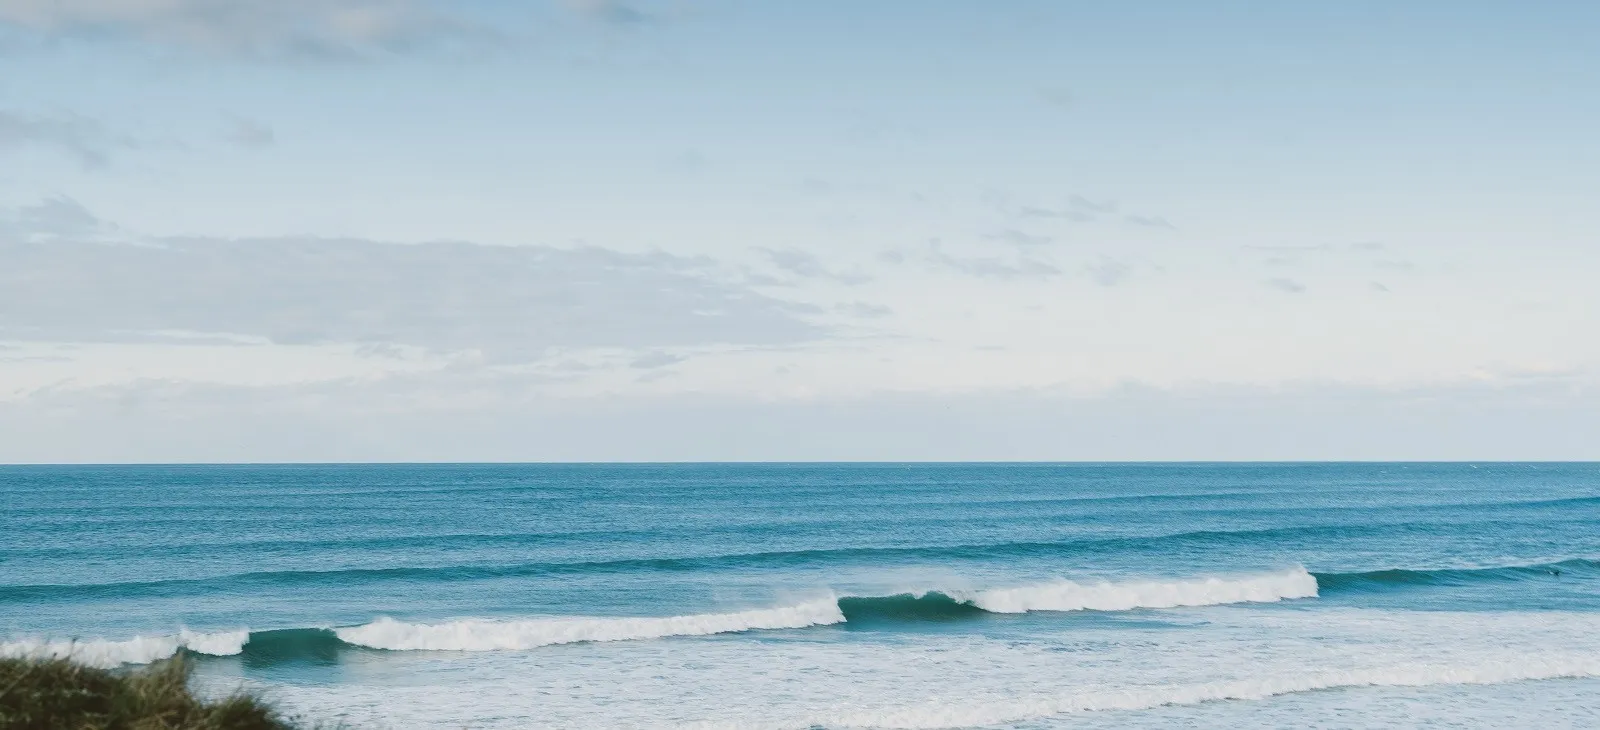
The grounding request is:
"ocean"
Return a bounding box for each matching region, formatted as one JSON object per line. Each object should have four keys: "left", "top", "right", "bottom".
{"left": 4, "top": 463, "right": 1600, "bottom": 728}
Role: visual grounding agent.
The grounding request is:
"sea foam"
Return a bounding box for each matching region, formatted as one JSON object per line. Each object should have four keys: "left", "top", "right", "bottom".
{"left": 809, "top": 655, "right": 1600, "bottom": 729}
{"left": 0, "top": 629, "right": 248, "bottom": 668}
{"left": 970, "top": 566, "right": 1318, "bottom": 613}
{"left": 335, "top": 598, "right": 846, "bottom": 651}
{"left": 336, "top": 569, "right": 1315, "bottom": 652}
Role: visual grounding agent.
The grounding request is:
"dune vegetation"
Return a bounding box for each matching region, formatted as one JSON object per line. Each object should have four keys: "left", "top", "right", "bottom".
{"left": 0, "top": 654, "right": 313, "bottom": 730}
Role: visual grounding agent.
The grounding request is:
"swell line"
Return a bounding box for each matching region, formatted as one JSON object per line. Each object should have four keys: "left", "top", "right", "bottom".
{"left": 1314, "top": 558, "right": 1600, "bottom": 592}
{"left": 7, "top": 522, "right": 1594, "bottom": 603}
{"left": 1, "top": 569, "right": 1316, "bottom": 666}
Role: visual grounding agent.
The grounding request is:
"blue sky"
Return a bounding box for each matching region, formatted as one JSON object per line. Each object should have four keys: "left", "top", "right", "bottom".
{"left": 1, "top": 1, "right": 1597, "bottom": 461}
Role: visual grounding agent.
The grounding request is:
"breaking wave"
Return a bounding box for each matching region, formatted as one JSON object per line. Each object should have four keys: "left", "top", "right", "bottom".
{"left": 334, "top": 599, "right": 846, "bottom": 651}
{"left": 23, "top": 557, "right": 1591, "bottom": 668}
{"left": 1, "top": 569, "right": 1317, "bottom": 664}
{"left": 972, "top": 567, "right": 1316, "bottom": 613}
{"left": 838, "top": 567, "right": 1316, "bottom": 623}
{"left": 0, "top": 629, "right": 249, "bottom": 669}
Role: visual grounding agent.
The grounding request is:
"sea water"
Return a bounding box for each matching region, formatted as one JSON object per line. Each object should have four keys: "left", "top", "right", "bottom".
{"left": 4, "top": 463, "right": 1599, "bottom": 728}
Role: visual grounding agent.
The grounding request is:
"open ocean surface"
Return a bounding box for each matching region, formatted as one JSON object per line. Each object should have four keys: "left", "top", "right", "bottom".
{"left": 5, "top": 463, "right": 1600, "bottom": 728}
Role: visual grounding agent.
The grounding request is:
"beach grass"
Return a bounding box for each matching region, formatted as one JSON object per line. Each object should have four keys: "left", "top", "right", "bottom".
{"left": 0, "top": 654, "right": 309, "bottom": 730}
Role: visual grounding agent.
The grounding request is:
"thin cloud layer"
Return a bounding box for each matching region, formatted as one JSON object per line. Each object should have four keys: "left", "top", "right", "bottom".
{"left": 564, "top": 0, "right": 655, "bottom": 26}
{"left": 0, "top": 235, "right": 823, "bottom": 357}
{"left": 759, "top": 247, "right": 872, "bottom": 285}
{"left": 225, "top": 116, "right": 276, "bottom": 149}
{"left": 1266, "top": 277, "right": 1307, "bottom": 294}
{"left": 5, "top": 196, "right": 106, "bottom": 238}
{"left": 5, "top": 377, "right": 1595, "bottom": 462}
{"left": 0, "top": 108, "right": 130, "bottom": 168}
{"left": 0, "top": 0, "right": 494, "bottom": 58}
{"left": 882, "top": 240, "right": 1061, "bottom": 280}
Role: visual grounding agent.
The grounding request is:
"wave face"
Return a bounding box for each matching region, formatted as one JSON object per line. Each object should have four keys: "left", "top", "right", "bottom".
{"left": 836, "top": 568, "right": 1316, "bottom": 624}
{"left": 1314, "top": 558, "right": 1600, "bottom": 593}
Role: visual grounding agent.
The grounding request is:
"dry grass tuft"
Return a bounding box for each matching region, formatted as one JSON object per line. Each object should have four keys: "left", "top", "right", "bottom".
{"left": 0, "top": 654, "right": 309, "bottom": 730}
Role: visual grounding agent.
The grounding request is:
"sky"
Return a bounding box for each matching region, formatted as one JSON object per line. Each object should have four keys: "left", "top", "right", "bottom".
{"left": 1, "top": 0, "right": 1598, "bottom": 462}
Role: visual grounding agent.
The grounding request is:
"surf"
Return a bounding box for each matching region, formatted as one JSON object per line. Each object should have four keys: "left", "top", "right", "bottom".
{"left": 0, "top": 629, "right": 249, "bottom": 668}
{"left": 334, "top": 599, "right": 847, "bottom": 651}
{"left": 2, "top": 568, "right": 1321, "bottom": 664}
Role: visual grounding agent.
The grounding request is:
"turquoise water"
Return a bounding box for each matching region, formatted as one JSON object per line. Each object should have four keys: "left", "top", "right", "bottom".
{"left": 4, "top": 463, "right": 1600, "bottom": 728}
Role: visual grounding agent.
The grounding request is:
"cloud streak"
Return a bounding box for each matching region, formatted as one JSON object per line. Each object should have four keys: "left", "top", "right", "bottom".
{"left": 985, "top": 229, "right": 1053, "bottom": 247}
{"left": 1265, "top": 277, "right": 1307, "bottom": 294}
{"left": 0, "top": 233, "right": 824, "bottom": 357}
{"left": 759, "top": 247, "right": 871, "bottom": 285}
{"left": 3, "top": 196, "right": 108, "bottom": 238}
{"left": 564, "top": 0, "right": 655, "bottom": 26}
{"left": 883, "top": 241, "right": 1060, "bottom": 280}
{"left": 1085, "top": 257, "right": 1131, "bottom": 286}
{"left": 0, "top": 108, "right": 131, "bottom": 167}
{"left": 0, "top": 0, "right": 496, "bottom": 59}
{"left": 225, "top": 116, "right": 275, "bottom": 149}
{"left": 1123, "top": 214, "right": 1174, "bottom": 229}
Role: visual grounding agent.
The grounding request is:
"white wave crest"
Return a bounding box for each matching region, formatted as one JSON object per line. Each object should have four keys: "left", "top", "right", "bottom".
{"left": 971, "top": 567, "right": 1317, "bottom": 614}
{"left": 0, "top": 571, "right": 1315, "bottom": 665}
{"left": 335, "top": 598, "right": 845, "bottom": 651}
{"left": 0, "top": 629, "right": 249, "bottom": 668}
{"left": 813, "top": 655, "right": 1600, "bottom": 728}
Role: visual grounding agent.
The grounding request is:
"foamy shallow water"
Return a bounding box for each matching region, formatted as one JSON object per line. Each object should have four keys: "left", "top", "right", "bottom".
{"left": 6, "top": 463, "right": 1600, "bottom": 728}
{"left": 181, "top": 606, "right": 1600, "bottom": 729}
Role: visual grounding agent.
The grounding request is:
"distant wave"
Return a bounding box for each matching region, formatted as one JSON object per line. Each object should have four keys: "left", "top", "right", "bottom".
{"left": 1, "top": 520, "right": 1522, "bottom": 602}
{"left": 0, "top": 569, "right": 1315, "bottom": 665}
{"left": 17, "top": 503, "right": 1597, "bottom": 565}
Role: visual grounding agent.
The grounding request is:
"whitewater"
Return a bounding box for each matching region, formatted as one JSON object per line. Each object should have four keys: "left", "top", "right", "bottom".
{"left": 3, "top": 568, "right": 1318, "bottom": 664}
{"left": 5, "top": 463, "right": 1600, "bottom": 728}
